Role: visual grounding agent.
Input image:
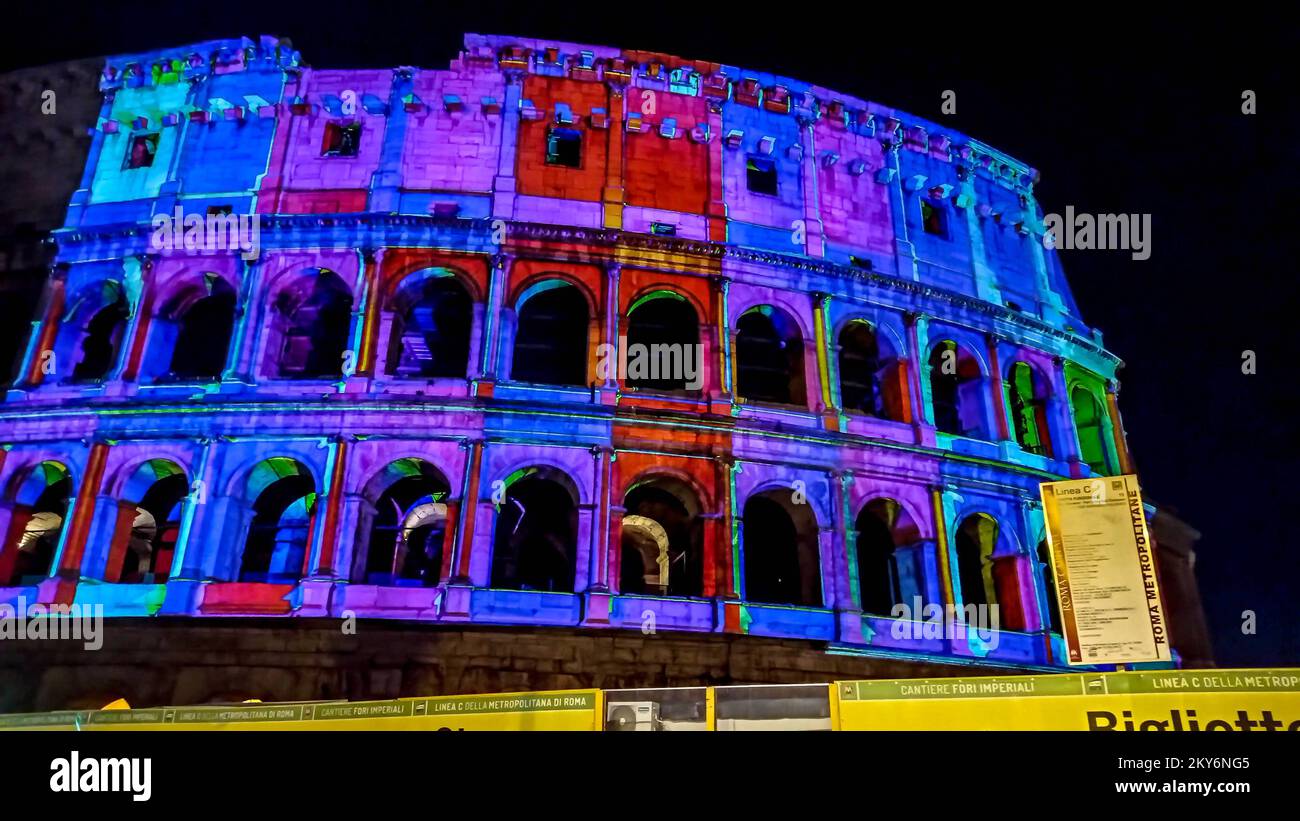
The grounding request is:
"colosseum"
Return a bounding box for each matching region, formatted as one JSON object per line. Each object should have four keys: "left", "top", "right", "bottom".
{"left": 0, "top": 33, "right": 1190, "bottom": 710}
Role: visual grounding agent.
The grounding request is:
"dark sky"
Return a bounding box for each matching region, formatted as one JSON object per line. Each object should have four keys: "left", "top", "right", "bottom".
{"left": 5, "top": 4, "right": 1296, "bottom": 666}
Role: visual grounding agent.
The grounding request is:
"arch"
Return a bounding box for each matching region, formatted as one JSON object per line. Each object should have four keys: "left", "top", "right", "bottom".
{"left": 266, "top": 268, "right": 354, "bottom": 379}
{"left": 490, "top": 468, "right": 578, "bottom": 592}
{"left": 112, "top": 459, "right": 189, "bottom": 583}
{"left": 238, "top": 457, "right": 316, "bottom": 583}
{"left": 854, "top": 497, "right": 923, "bottom": 616}
{"left": 953, "top": 512, "right": 1026, "bottom": 630}
{"left": 147, "top": 273, "right": 237, "bottom": 382}
{"left": 383, "top": 269, "right": 473, "bottom": 378}
{"left": 355, "top": 457, "right": 452, "bottom": 586}
{"left": 621, "top": 474, "right": 704, "bottom": 597}
{"left": 837, "top": 319, "right": 905, "bottom": 420}
{"left": 67, "top": 280, "right": 130, "bottom": 382}
{"left": 928, "top": 339, "right": 989, "bottom": 438}
{"left": 1006, "top": 360, "right": 1053, "bottom": 456}
{"left": 510, "top": 279, "right": 589, "bottom": 386}
{"left": 742, "top": 487, "right": 822, "bottom": 607}
{"left": 735, "top": 305, "right": 806, "bottom": 406}
{"left": 1070, "top": 385, "right": 1114, "bottom": 474}
{"left": 1, "top": 461, "right": 73, "bottom": 585}
{"left": 624, "top": 290, "right": 701, "bottom": 393}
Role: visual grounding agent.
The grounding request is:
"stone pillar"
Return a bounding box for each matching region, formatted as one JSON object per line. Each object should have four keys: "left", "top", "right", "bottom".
{"left": 929, "top": 485, "right": 955, "bottom": 611}
{"left": 711, "top": 275, "right": 734, "bottom": 411}
{"left": 118, "top": 256, "right": 160, "bottom": 385}
{"left": 705, "top": 100, "right": 727, "bottom": 242}
{"left": 54, "top": 441, "right": 111, "bottom": 579}
{"left": 307, "top": 437, "right": 349, "bottom": 579}
{"left": 490, "top": 71, "right": 524, "bottom": 221}
{"left": 1048, "top": 356, "right": 1084, "bottom": 475}
{"left": 986, "top": 334, "right": 1012, "bottom": 442}
{"left": 450, "top": 439, "right": 484, "bottom": 583}
{"left": 331, "top": 493, "right": 370, "bottom": 584}
{"left": 223, "top": 257, "right": 266, "bottom": 384}
{"left": 168, "top": 438, "right": 215, "bottom": 580}
{"left": 599, "top": 263, "right": 621, "bottom": 403}
{"left": 589, "top": 446, "right": 614, "bottom": 592}
{"left": 354, "top": 248, "right": 386, "bottom": 378}
{"left": 14, "top": 264, "right": 69, "bottom": 391}
{"left": 811, "top": 292, "right": 838, "bottom": 430}
{"left": 1106, "top": 380, "right": 1135, "bottom": 474}
{"left": 84, "top": 496, "right": 137, "bottom": 581}
{"left": 904, "top": 312, "right": 932, "bottom": 444}
{"left": 716, "top": 456, "right": 740, "bottom": 599}
{"left": 798, "top": 116, "right": 825, "bottom": 258}
{"left": 0, "top": 501, "right": 33, "bottom": 585}
{"left": 882, "top": 141, "right": 918, "bottom": 280}
{"left": 602, "top": 83, "right": 626, "bottom": 230}
{"left": 475, "top": 253, "right": 510, "bottom": 392}
{"left": 368, "top": 68, "right": 415, "bottom": 213}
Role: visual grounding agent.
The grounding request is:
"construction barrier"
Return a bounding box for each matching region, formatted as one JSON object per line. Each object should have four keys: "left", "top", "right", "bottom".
{"left": 3, "top": 669, "right": 1297, "bottom": 731}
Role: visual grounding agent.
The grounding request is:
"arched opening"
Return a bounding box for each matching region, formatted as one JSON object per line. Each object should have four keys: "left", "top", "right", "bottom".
{"left": 490, "top": 470, "right": 578, "bottom": 592}
{"left": 1071, "top": 386, "right": 1114, "bottom": 474}
{"left": 736, "top": 306, "right": 805, "bottom": 406}
{"left": 1037, "top": 538, "right": 1061, "bottom": 634}
{"left": 384, "top": 273, "right": 472, "bottom": 378}
{"left": 838, "top": 321, "right": 905, "bottom": 420}
{"left": 742, "top": 488, "right": 821, "bottom": 607}
{"left": 71, "top": 285, "right": 130, "bottom": 382}
{"left": 623, "top": 293, "right": 701, "bottom": 393}
{"left": 239, "top": 458, "right": 316, "bottom": 583}
{"left": 928, "top": 340, "right": 988, "bottom": 438}
{"left": 621, "top": 476, "right": 703, "bottom": 597}
{"left": 358, "top": 458, "right": 452, "bottom": 586}
{"left": 511, "top": 281, "right": 588, "bottom": 386}
{"left": 955, "top": 513, "right": 998, "bottom": 609}
{"left": 112, "top": 460, "right": 189, "bottom": 583}
{"left": 1007, "top": 361, "right": 1052, "bottom": 456}
{"left": 272, "top": 270, "right": 353, "bottom": 379}
{"left": 854, "top": 498, "right": 923, "bottom": 616}
{"left": 161, "top": 277, "right": 237, "bottom": 382}
{"left": 1, "top": 462, "right": 72, "bottom": 585}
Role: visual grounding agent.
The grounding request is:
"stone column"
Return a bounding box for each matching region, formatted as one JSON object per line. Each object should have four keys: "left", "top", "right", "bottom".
{"left": 54, "top": 441, "right": 111, "bottom": 579}
{"left": 13, "top": 263, "right": 69, "bottom": 392}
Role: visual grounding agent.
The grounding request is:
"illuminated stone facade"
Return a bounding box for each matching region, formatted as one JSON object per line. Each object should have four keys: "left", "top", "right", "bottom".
{"left": 0, "top": 34, "right": 1176, "bottom": 706}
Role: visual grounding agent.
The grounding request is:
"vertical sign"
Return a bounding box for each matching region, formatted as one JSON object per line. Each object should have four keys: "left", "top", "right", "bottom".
{"left": 1040, "top": 475, "right": 1170, "bottom": 665}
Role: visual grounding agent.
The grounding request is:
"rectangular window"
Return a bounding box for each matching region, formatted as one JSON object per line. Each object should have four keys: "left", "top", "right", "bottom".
{"left": 921, "top": 200, "right": 948, "bottom": 237}
{"left": 124, "top": 133, "right": 159, "bottom": 169}
{"left": 322, "top": 122, "right": 361, "bottom": 157}
{"left": 745, "top": 155, "right": 778, "bottom": 195}
{"left": 546, "top": 126, "right": 582, "bottom": 167}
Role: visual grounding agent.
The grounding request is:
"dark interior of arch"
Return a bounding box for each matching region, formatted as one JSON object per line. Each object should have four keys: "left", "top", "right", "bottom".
{"left": 838, "top": 322, "right": 905, "bottom": 420}
{"left": 621, "top": 482, "right": 702, "bottom": 597}
{"left": 511, "top": 284, "right": 587, "bottom": 386}
{"left": 167, "top": 282, "right": 237, "bottom": 381}
{"left": 624, "top": 296, "right": 699, "bottom": 393}
{"left": 386, "top": 276, "right": 472, "bottom": 378}
{"left": 278, "top": 273, "right": 353, "bottom": 379}
{"left": 855, "top": 504, "right": 903, "bottom": 616}
{"left": 72, "top": 294, "right": 129, "bottom": 382}
{"left": 118, "top": 472, "right": 189, "bottom": 583}
{"left": 6, "top": 475, "right": 72, "bottom": 584}
{"left": 736, "top": 309, "right": 804, "bottom": 405}
{"left": 364, "top": 473, "right": 450, "bottom": 586}
{"left": 928, "top": 341, "right": 984, "bottom": 438}
{"left": 491, "top": 476, "right": 577, "bottom": 592}
{"left": 241, "top": 473, "right": 315, "bottom": 582}
{"left": 742, "top": 491, "right": 821, "bottom": 607}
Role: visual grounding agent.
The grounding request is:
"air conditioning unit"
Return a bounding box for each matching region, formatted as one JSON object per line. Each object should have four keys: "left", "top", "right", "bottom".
{"left": 605, "top": 702, "right": 660, "bottom": 731}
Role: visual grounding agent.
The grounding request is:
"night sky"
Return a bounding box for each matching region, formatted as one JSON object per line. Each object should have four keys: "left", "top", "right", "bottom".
{"left": 4, "top": 4, "right": 1295, "bottom": 666}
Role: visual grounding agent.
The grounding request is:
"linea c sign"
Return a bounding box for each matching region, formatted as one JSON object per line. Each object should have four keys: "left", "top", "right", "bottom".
{"left": 1039, "top": 474, "right": 1171, "bottom": 665}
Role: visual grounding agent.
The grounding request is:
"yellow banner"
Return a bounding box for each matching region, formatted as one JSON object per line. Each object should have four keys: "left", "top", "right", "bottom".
{"left": 0, "top": 690, "right": 603, "bottom": 732}
{"left": 835, "top": 669, "right": 1300, "bottom": 730}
